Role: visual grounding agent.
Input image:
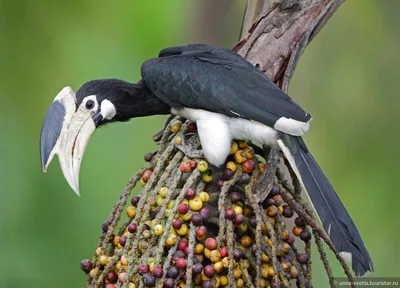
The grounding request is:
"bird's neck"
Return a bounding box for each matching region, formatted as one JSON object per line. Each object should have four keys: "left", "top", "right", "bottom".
{"left": 123, "top": 81, "right": 170, "bottom": 118}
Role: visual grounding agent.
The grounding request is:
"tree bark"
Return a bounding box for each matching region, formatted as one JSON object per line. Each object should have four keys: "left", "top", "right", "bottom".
{"left": 236, "top": 0, "right": 344, "bottom": 93}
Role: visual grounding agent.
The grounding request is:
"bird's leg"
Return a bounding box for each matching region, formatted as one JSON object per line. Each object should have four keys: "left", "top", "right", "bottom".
{"left": 175, "top": 133, "right": 205, "bottom": 159}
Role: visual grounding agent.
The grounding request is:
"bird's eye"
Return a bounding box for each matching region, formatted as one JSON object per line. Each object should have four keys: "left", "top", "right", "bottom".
{"left": 85, "top": 100, "right": 95, "bottom": 110}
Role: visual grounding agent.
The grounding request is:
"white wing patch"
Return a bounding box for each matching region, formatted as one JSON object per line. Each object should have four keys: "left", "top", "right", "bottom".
{"left": 274, "top": 117, "right": 310, "bottom": 136}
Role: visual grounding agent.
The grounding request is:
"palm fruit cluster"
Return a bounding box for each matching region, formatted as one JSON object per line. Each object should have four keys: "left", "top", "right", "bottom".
{"left": 80, "top": 118, "right": 326, "bottom": 288}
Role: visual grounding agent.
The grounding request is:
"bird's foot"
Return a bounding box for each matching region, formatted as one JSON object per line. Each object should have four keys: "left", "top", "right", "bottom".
{"left": 152, "top": 115, "right": 176, "bottom": 142}
{"left": 175, "top": 133, "right": 204, "bottom": 159}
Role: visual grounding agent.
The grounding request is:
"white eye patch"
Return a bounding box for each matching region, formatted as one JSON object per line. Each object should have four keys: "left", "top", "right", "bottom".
{"left": 100, "top": 99, "right": 116, "bottom": 120}
{"left": 81, "top": 95, "right": 99, "bottom": 112}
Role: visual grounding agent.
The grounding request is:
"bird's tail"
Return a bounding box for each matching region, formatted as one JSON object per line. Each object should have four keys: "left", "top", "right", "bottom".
{"left": 277, "top": 135, "right": 373, "bottom": 276}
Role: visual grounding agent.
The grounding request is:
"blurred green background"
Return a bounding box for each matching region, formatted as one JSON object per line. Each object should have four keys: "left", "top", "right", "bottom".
{"left": 1, "top": 0, "right": 399, "bottom": 287}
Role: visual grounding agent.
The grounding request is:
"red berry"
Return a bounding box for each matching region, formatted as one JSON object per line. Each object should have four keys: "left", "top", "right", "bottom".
{"left": 152, "top": 266, "right": 164, "bottom": 278}
{"left": 242, "top": 159, "right": 255, "bottom": 173}
{"left": 225, "top": 208, "right": 236, "bottom": 220}
{"left": 203, "top": 265, "right": 215, "bottom": 278}
{"left": 142, "top": 169, "right": 153, "bottom": 182}
{"left": 178, "top": 240, "right": 188, "bottom": 252}
{"left": 185, "top": 188, "right": 196, "bottom": 200}
{"left": 106, "top": 270, "right": 118, "bottom": 283}
{"left": 219, "top": 247, "right": 228, "bottom": 258}
{"left": 172, "top": 219, "right": 183, "bottom": 230}
{"left": 188, "top": 160, "right": 198, "bottom": 169}
{"left": 187, "top": 122, "right": 197, "bottom": 132}
{"left": 178, "top": 203, "right": 189, "bottom": 215}
{"left": 137, "top": 264, "right": 149, "bottom": 275}
{"left": 205, "top": 238, "right": 217, "bottom": 250}
{"left": 131, "top": 196, "right": 140, "bottom": 206}
{"left": 233, "top": 214, "right": 244, "bottom": 225}
{"left": 128, "top": 222, "right": 137, "bottom": 233}
{"left": 80, "top": 259, "right": 93, "bottom": 274}
{"left": 196, "top": 226, "right": 207, "bottom": 238}
{"left": 172, "top": 251, "right": 185, "bottom": 262}
{"left": 119, "top": 236, "right": 127, "bottom": 247}
{"left": 179, "top": 162, "right": 191, "bottom": 173}
{"left": 176, "top": 258, "right": 186, "bottom": 270}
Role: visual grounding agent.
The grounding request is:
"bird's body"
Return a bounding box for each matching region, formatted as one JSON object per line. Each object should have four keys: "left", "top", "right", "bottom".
{"left": 40, "top": 44, "right": 373, "bottom": 276}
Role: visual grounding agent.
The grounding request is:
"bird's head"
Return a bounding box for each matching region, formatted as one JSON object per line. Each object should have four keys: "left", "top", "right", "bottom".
{"left": 39, "top": 79, "right": 135, "bottom": 195}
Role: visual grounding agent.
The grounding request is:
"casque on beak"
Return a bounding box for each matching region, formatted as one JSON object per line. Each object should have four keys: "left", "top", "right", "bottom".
{"left": 40, "top": 87, "right": 102, "bottom": 195}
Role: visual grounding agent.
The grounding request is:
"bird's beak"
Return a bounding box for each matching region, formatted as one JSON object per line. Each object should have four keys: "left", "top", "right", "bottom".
{"left": 40, "top": 87, "right": 101, "bottom": 196}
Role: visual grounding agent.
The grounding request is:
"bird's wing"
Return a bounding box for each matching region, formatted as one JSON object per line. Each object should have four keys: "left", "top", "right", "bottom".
{"left": 141, "top": 48, "right": 311, "bottom": 135}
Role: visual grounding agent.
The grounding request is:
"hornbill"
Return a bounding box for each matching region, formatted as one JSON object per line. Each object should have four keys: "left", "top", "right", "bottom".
{"left": 40, "top": 44, "right": 373, "bottom": 276}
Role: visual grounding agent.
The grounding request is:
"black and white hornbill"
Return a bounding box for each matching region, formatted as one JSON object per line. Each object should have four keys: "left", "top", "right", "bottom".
{"left": 40, "top": 44, "right": 373, "bottom": 276}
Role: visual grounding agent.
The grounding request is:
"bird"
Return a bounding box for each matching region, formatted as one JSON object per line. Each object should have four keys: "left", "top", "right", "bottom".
{"left": 40, "top": 44, "right": 373, "bottom": 276}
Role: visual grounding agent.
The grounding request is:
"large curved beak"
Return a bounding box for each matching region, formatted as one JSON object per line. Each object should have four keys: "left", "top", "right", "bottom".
{"left": 40, "top": 87, "right": 99, "bottom": 196}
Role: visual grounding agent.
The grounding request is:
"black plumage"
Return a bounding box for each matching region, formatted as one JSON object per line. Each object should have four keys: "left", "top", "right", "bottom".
{"left": 142, "top": 45, "right": 311, "bottom": 132}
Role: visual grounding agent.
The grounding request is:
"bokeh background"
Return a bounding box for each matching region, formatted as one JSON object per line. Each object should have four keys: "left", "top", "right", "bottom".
{"left": 1, "top": 0, "right": 399, "bottom": 287}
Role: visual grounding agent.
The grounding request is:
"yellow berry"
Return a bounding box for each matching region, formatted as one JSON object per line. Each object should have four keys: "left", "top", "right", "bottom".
{"left": 95, "top": 247, "right": 103, "bottom": 256}
{"left": 176, "top": 136, "right": 182, "bottom": 145}
{"left": 156, "top": 195, "right": 164, "bottom": 207}
{"left": 220, "top": 275, "right": 228, "bottom": 286}
{"left": 234, "top": 206, "right": 243, "bottom": 215}
{"left": 222, "top": 257, "right": 229, "bottom": 268}
{"left": 226, "top": 161, "right": 237, "bottom": 172}
{"left": 197, "top": 160, "right": 208, "bottom": 172}
{"left": 201, "top": 170, "right": 213, "bottom": 183}
{"left": 126, "top": 206, "right": 137, "bottom": 218}
{"left": 181, "top": 212, "right": 192, "bottom": 221}
{"left": 159, "top": 187, "right": 169, "bottom": 197}
{"left": 234, "top": 150, "right": 247, "bottom": 164}
{"left": 237, "top": 278, "right": 245, "bottom": 288}
{"left": 210, "top": 250, "right": 221, "bottom": 263}
{"left": 229, "top": 141, "right": 238, "bottom": 155}
{"left": 153, "top": 224, "right": 164, "bottom": 236}
{"left": 99, "top": 255, "right": 107, "bottom": 265}
{"left": 140, "top": 178, "right": 146, "bottom": 186}
{"left": 195, "top": 243, "right": 204, "bottom": 254}
{"left": 89, "top": 268, "right": 98, "bottom": 278}
{"left": 233, "top": 266, "right": 242, "bottom": 278}
{"left": 238, "top": 140, "right": 248, "bottom": 148}
{"left": 189, "top": 196, "right": 203, "bottom": 211}
{"left": 113, "top": 236, "right": 120, "bottom": 246}
{"left": 121, "top": 255, "right": 128, "bottom": 266}
{"left": 177, "top": 224, "right": 188, "bottom": 236}
{"left": 170, "top": 120, "right": 182, "bottom": 133}
{"left": 165, "top": 234, "right": 177, "bottom": 246}
{"left": 198, "top": 192, "right": 210, "bottom": 203}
